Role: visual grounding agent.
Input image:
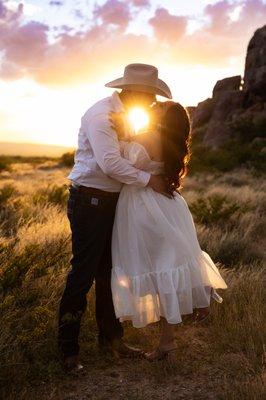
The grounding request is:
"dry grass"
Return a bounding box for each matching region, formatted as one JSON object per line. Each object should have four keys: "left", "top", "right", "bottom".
{"left": 0, "top": 162, "right": 265, "bottom": 400}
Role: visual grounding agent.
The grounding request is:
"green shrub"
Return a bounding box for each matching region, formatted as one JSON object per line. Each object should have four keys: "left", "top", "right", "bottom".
{"left": 0, "top": 205, "right": 20, "bottom": 237}
{"left": 0, "top": 185, "right": 17, "bottom": 207}
{"left": 0, "top": 155, "right": 55, "bottom": 170}
{"left": 189, "top": 144, "right": 236, "bottom": 173}
{"left": 228, "top": 114, "right": 266, "bottom": 143}
{"left": 60, "top": 151, "right": 75, "bottom": 167}
{"left": 229, "top": 114, "right": 255, "bottom": 142}
{"left": 190, "top": 194, "right": 241, "bottom": 225}
{"left": 191, "top": 125, "right": 207, "bottom": 145}
{"left": 189, "top": 139, "right": 266, "bottom": 175}
{"left": 0, "top": 157, "right": 12, "bottom": 172}
{"left": 214, "top": 234, "right": 262, "bottom": 266}
{"left": 253, "top": 114, "right": 266, "bottom": 137}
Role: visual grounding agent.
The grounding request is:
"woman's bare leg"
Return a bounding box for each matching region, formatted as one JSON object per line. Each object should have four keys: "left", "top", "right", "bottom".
{"left": 158, "top": 317, "right": 176, "bottom": 351}
{"left": 144, "top": 318, "right": 176, "bottom": 360}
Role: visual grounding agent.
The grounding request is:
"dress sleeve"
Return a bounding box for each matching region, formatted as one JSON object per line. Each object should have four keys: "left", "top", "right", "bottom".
{"left": 121, "top": 142, "right": 150, "bottom": 170}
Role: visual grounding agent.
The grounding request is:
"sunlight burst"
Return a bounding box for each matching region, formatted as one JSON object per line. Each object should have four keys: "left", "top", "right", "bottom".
{"left": 128, "top": 107, "right": 149, "bottom": 134}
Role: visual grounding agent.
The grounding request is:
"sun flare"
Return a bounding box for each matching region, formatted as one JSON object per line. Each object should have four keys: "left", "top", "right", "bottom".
{"left": 128, "top": 107, "right": 149, "bottom": 134}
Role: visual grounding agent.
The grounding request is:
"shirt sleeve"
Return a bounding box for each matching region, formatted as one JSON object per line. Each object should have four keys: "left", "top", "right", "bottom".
{"left": 85, "top": 113, "right": 151, "bottom": 187}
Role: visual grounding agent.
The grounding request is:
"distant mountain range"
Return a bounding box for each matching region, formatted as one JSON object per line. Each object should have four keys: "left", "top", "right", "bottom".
{"left": 0, "top": 142, "right": 74, "bottom": 157}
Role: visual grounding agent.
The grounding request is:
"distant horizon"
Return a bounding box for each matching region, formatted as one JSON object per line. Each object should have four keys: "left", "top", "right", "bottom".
{"left": 0, "top": 141, "right": 74, "bottom": 157}
{"left": 0, "top": 140, "right": 74, "bottom": 148}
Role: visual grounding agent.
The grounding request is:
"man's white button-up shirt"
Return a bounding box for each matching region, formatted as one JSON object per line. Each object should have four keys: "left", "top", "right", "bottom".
{"left": 68, "top": 91, "right": 151, "bottom": 192}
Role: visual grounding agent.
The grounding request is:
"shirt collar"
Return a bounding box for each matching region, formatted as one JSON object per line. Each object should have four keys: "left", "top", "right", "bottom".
{"left": 111, "top": 91, "right": 125, "bottom": 112}
{"left": 110, "top": 91, "right": 135, "bottom": 138}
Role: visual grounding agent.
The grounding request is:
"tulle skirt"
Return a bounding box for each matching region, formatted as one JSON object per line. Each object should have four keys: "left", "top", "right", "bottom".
{"left": 111, "top": 186, "right": 227, "bottom": 328}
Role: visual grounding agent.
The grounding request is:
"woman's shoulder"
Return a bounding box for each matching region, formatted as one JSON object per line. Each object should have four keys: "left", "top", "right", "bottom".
{"left": 133, "top": 131, "right": 152, "bottom": 146}
{"left": 133, "top": 131, "right": 162, "bottom": 161}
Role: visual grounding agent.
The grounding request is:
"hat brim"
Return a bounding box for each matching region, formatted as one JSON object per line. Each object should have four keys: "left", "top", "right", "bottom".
{"left": 105, "top": 78, "right": 172, "bottom": 99}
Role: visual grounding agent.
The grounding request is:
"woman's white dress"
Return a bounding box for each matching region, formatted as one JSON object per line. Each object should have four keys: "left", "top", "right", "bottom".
{"left": 111, "top": 141, "right": 227, "bottom": 328}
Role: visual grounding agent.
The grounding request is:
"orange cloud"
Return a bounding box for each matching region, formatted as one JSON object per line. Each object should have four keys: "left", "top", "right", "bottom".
{"left": 149, "top": 8, "right": 187, "bottom": 42}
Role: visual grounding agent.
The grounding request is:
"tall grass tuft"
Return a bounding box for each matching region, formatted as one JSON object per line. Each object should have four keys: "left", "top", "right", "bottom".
{"left": 33, "top": 185, "right": 68, "bottom": 206}
{"left": 210, "top": 266, "right": 266, "bottom": 374}
{"left": 0, "top": 184, "right": 17, "bottom": 207}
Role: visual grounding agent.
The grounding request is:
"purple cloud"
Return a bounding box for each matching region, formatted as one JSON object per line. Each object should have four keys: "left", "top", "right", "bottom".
{"left": 0, "top": 0, "right": 23, "bottom": 23}
{"left": 49, "top": 1, "right": 63, "bottom": 6}
{"left": 74, "top": 9, "right": 84, "bottom": 19}
{"left": 205, "top": 0, "right": 266, "bottom": 37}
{"left": 3, "top": 21, "right": 49, "bottom": 69}
{"left": 130, "top": 0, "right": 150, "bottom": 7}
{"left": 93, "top": 0, "right": 132, "bottom": 30}
{"left": 0, "top": 0, "right": 7, "bottom": 19}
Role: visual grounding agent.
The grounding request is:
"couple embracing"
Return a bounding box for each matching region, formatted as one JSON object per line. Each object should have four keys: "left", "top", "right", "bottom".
{"left": 58, "top": 64, "right": 227, "bottom": 371}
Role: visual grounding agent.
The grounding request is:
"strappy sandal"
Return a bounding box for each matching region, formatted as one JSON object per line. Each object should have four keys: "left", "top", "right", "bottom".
{"left": 193, "top": 308, "right": 211, "bottom": 324}
{"left": 144, "top": 346, "right": 177, "bottom": 362}
{"left": 183, "top": 307, "right": 211, "bottom": 325}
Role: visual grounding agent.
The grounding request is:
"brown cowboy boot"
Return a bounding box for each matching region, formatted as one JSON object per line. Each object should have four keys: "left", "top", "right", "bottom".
{"left": 63, "top": 355, "right": 84, "bottom": 373}
{"left": 110, "top": 338, "right": 144, "bottom": 358}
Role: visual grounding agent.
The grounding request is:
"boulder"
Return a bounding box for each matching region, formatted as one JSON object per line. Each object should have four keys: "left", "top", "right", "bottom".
{"left": 186, "top": 106, "right": 196, "bottom": 119}
{"left": 201, "top": 91, "right": 245, "bottom": 147}
{"left": 212, "top": 76, "right": 241, "bottom": 98}
{"left": 243, "top": 25, "right": 266, "bottom": 101}
{"left": 192, "top": 98, "right": 214, "bottom": 128}
{"left": 211, "top": 91, "right": 246, "bottom": 122}
{"left": 203, "top": 122, "right": 231, "bottom": 148}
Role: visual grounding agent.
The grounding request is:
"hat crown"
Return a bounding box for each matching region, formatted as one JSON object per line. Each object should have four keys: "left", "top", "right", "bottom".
{"left": 123, "top": 64, "right": 158, "bottom": 86}
{"left": 105, "top": 63, "right": 172, "bottom": 99}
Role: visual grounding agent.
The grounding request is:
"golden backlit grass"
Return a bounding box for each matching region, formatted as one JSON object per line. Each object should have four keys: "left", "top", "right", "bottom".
{"left": 0, "top": 162, "right": 265, "bottom": 399}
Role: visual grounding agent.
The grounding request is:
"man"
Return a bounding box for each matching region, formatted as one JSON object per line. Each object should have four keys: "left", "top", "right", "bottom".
{"left": 58, "top": 63, "right": 172, "bottom": 371}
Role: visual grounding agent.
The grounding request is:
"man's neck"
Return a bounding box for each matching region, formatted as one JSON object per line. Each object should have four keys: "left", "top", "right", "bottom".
{"left": 118, "top": 91, "right": 131, "bottom": 110}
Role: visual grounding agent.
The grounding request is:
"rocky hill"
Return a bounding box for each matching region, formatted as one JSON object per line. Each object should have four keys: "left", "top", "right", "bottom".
{"left": 190, "top": 25, "right": 266, "bottom": 149}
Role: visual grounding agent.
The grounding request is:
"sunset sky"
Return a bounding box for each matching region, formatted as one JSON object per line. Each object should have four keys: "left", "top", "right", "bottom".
{"left": 0, "top": 0, "right": 265, "bottom": 147}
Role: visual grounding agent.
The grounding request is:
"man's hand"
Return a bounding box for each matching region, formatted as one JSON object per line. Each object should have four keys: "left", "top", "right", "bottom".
{"left": 148, "top": 175, "right": 172, "bottom": 198}
{"left": 109, "top": 112, "right": 129, "bottom": 140}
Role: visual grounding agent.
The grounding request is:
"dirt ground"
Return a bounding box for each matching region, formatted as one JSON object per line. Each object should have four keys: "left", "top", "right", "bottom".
{"left": 30, "top": 323, "right": 263, "bottom": 400}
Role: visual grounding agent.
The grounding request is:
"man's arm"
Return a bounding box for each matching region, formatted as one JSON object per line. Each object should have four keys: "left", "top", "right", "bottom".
{"left": 86, "top": 113, "right": 150, "bottom": 187}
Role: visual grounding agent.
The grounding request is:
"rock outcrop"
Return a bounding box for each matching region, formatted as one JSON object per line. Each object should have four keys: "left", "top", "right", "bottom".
{"left": 243, "top": 25, "right": 266, "bottom": 102}
{"left": 212, "top": 76, "right": 242, "bottom": 98}
{"left": 191, "top": 25, "right": 266, "bottom": 148}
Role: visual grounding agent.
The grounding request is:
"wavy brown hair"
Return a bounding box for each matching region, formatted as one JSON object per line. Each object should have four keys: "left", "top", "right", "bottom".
{"left": 160, "top": 102, "right": 191, "bottom": 195}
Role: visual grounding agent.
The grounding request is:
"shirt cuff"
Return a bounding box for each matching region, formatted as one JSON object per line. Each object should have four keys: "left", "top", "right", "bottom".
{"left": 137, "top": 171, "right": 151, "bottom": 187}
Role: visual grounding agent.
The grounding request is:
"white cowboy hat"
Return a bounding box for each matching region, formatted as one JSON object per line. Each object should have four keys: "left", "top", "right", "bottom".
{"left": 105, "top": 63, "right": 172, "bottom": 99}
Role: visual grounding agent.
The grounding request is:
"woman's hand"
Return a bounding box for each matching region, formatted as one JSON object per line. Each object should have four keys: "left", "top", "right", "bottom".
{"left": 148, "top": 175, "right": 173, "bottom": 198}
{"left": 109, "top": 111, "right": 129, "bottom": 140}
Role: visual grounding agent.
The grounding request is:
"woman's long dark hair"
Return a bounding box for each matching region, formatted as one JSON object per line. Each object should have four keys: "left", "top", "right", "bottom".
{"left": 160, "top": 102, "right": 191, "bottom": 195}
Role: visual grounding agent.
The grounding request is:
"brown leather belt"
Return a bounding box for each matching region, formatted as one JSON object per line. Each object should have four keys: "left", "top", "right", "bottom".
{"left": 71, "top": 185, "right": 120, "bottom": 198}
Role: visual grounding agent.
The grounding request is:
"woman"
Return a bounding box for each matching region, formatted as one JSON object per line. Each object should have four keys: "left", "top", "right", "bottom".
{"left": 110, "top": 102, "right": 227, "bottom": 360}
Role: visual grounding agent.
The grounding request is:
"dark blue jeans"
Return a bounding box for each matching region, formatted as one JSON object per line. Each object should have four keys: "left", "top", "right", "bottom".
{"left": 58, "top": 186, "right": 123, "bottom": 357}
